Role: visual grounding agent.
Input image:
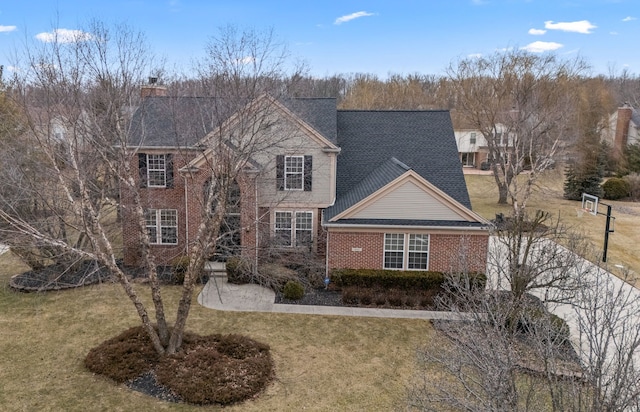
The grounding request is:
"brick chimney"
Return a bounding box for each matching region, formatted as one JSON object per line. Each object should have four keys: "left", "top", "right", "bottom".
{"left": 613, "top": 103, "right": 633, "bottom": 157}
{"left": 140, "top": 77, "right": 168, "bottom": 98}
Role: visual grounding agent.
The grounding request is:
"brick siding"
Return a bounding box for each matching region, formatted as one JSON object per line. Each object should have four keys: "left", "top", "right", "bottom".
{"left": 327, "top": 230, "right": 488, "bottom": 274}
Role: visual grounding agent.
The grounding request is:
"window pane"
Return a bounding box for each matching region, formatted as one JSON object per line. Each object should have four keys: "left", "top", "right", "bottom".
{"left": 385, "top": 233, "right": 404, "bottom": 251}
{"left": 408, "top": 252, "right": 428, "bottom": 270}
{"left": 384, "top": 252, "right": 404, "bottom": 269}
{"left": 147, "top": 227, "right": 158, "bottom": 244}
{"left": 161, "top": 227, "right": 177, "bottom": 244}
{"left": 409, "top": 234, "right": 429, "bottom": 251}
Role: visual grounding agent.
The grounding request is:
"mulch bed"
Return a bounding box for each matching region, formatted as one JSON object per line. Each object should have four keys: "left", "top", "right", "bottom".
{"left": 9, "top": 261, "right": 191, "bottom": 292}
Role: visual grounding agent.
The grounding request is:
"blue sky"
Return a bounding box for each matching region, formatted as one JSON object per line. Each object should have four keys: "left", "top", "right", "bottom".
{"left": 0, "top": 0, "right": 638, "bottom": 78}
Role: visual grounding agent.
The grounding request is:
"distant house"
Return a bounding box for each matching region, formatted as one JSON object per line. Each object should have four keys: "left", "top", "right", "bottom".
{"left": 454, "top": 124, "right": 512, "bottom": 169}
{"left": 602, "top": 103, "right": 640, "bottom": 158}
{"left": 122, "top": 87, "right": 490, "bottom": 276}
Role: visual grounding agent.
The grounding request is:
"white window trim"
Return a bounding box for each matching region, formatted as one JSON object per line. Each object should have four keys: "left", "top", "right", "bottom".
{"left": 383, "top": 233, "right": 430, "bottom": 271}
{"left": 147, "top": 154, "right": 167, "bottom": 188}
{"left": 146, "top": 209, "right": 178, "bottom": 245}
{"left": 273, "top": 210, "right": 314, "bottom": 247}
{"left": 284, "top": 155, "right": 304, "bottom": 191}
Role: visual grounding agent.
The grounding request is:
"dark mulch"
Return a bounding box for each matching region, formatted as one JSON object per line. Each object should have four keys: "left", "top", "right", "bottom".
{"left": 275, "top": 287, "right": 343, "bottom": 306}
{"left": 9, "top": 260, "right": 202, "bottom": 292}
{"left": 126, "top": 371, "right": 182, "bottom": 403}
{"left": 9, "top": 260, "right": 112, "bottom": 291}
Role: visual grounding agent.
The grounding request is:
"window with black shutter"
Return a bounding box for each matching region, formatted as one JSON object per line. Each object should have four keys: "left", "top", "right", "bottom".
{"left": 277, "top": 155, "right": 312, "bottom": 191}
{"left": 138, "top": 153, "right": 173, "bottom": 188}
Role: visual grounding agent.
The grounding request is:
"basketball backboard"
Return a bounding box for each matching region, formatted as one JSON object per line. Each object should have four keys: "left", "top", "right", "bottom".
{"left": 581, "top": 193, "right": 599, "bottom": 216}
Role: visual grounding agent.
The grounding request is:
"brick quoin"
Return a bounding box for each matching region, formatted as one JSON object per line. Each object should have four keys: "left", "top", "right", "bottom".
{"left": 327, "top": 231, "right": 488, "bottom": 274}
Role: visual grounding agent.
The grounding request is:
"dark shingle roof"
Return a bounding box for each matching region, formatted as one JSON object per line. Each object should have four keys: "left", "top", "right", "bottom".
{"left": 335, "top": 110, "right": 471, "bottom": 209}
{"left": 324, "top": 157, "right": 410, "bottom": 220}
{"left": 128, "top": 97, "right": 227, "bottom": 147}
{"left": 128, "top": 96, "right": 338, "bottom": 147}
{"left": 280, "top": 98, "right": 338, "bottom": 144}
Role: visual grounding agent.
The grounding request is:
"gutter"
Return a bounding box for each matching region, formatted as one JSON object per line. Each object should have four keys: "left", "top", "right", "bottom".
{"left": 322, "top": 223, "right": 491, "bottom": 231}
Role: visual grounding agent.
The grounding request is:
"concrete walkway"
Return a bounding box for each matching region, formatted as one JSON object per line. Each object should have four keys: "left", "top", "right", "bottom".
{"left": 197, "top": 275, "right": 466, "bottom": 320}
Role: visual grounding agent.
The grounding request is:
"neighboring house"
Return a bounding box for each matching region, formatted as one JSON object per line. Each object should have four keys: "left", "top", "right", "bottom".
{"left": 122, "top": 86, "right": 490, "bottom": 276}
{"left": 602, "top": 103, "right": 640, "bottom": 158}
{"left": 454, "top": 124, "right": 512, "bottom": 169}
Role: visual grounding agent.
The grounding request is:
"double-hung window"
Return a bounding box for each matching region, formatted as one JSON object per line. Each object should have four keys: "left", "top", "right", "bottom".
{"left": 147, "top": 154, "right": 167, "bottom": 187}
{"left": 145, "top": 209, "right": 178, "bottom": 244}
{"left": 384, "top": 233, "right": 429, "bottom": 270}
{"left": 276, "top": 155, "right": 312, "bottom": 191}
{"left": 139, "top": 153, "right": 174, "bottom": 188}
{"left": 284, "top": 156, "right": 304, "bottom": 190}
{"left": 384, "top": 234, "right": 405, "bottom": 269}
{"left": 274, "top": 211, "right": 313, "bottom": 247}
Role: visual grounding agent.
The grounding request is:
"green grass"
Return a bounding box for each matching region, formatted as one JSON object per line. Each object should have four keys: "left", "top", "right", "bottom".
{"left": 0, "top": 251, "right": 434, "bottom": 411}
{"left": 466, "top": 171, "right": 640, "bottom": 284}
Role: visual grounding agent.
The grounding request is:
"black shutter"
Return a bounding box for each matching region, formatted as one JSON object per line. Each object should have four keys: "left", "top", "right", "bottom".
{"left": 276, "top": 155, "right": 284, "bottom": 190}
{"left": 304, "top": 155, "right": 312, "bottom": 191}
{"left": 165, "top": 153, "right": 174, "bottom": 188}
{"left": 138, "top": 153, "right": 147, "bottom": 188}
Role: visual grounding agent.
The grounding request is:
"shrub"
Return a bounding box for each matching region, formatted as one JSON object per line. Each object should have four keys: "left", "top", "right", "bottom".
{"left": 155, "top": 333, "right": 273, "bottom": 405}
{"left": 226, "top": 256, "right": 252, "bottom": 284}
{"left": 602, "top": 177, "right": 630, "bottom": 200}
{"left": 374, "top": 291, "right": 387, "bottom": 306}
{"left": 84, "top": 326, "right": 161, "bottom": 382}
{"left": 341, "top": 287, "right": 360, "bottom": 305}
{"left": 170, "top": 256, "right": 190, "bottom": 285}
{"left": 330, "top": 268, "right": 447, "bottom": 290}
{"left": 358, "top": 289, "right": 373, "bottom": 306}
{"left": 282, "top": 280, "right": 304, "bottom": 300}
{"left": 387, "top": 290, "right": 403, "bottom": 307}
{"left": 624, "top": 173, "right": 640, "bottom": 200}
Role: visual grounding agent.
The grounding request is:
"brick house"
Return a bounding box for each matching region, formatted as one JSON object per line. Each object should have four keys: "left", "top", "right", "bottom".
{"left": 602, "top": 103, "right": 640, "bottom": 160}
{"left": 122, "top": 87, "right": 490, "bottom": 275}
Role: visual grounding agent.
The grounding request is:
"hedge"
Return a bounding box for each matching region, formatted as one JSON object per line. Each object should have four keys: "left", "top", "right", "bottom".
{"left": 330, "top": 268, "right": 486, "bottom": 291}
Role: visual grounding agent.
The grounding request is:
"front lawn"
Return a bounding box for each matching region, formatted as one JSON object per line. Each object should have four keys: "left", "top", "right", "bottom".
{"left": 0, "top": 251, "right": 433, "bottom": 411}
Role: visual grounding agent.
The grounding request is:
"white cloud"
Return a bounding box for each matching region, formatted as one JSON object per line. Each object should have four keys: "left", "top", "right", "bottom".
{"left": 334, "top": 11, "right": 374, "bottom": 25}
{"left": 610, "top": 31, "right": 619, "bottom": 35}
{"left": 0, "top": 25, "right": 17, "bottom": 33}
{"left": 622, "top": 16, "right": 636, "bottom": 22}
{"left": 528, "top": 28, "right": 546, "bottom": 35}
{"left": 544, "top": 20, "right": 596, "bottom": 34}
{"left": 467, "top": 53, "right": 483, "bottom": 58}
{"left": 521, "top": 41, "right": 563, "bottom": 53}
{"left": 35, "top": 28, "right": 93, "bottom": 43}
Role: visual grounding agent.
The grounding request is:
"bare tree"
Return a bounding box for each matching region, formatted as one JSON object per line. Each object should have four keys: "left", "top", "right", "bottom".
{"left": 570, "top": 267, "right": 640, "bottom": 411}
{"left": 408, "top": 228, "right": 640, "bottom": 411}
{"left": 448, "top": 49, "right": 588, "bottom": 209}
{"left": 0, "top": 21, "right": 305, "bottom": 355}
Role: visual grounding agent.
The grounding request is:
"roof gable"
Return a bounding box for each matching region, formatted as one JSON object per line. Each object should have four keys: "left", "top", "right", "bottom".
{"left": 186, "top": 95, "right": 339, "bottom": 170}
{"left": 329, "top": 169, "right": 487, "bottom": 224}
{"left": 335, "top": 110, "right": 471, "bottom": 209}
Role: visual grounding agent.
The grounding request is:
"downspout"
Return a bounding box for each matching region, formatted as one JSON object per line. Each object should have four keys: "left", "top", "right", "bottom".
{"left": 254, "top": 176, "right": 259, "bottom": 273}
{"left": 183, "top": 174, "right": 189, "bottom": 254}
